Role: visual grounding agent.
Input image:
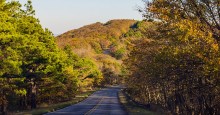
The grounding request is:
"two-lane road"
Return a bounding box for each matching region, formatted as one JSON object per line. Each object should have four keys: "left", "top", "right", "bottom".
{"left": 46, "top": 86, "right": 127, "bottom": 115}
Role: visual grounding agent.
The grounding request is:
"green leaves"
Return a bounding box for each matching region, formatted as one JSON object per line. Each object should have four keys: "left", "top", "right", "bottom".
{"left": 24, "top": 0, "right": 35, "bottom": 16}
{"left": 0, "top": 0, "right": 95, "bottom": 111}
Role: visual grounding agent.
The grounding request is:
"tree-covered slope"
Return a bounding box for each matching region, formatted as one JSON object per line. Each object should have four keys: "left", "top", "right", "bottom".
{"left": 56, "top": 19, "right": 140, "bottom": 84}
{"left": 58, "top": 19, "right": 136, "bottom": 39}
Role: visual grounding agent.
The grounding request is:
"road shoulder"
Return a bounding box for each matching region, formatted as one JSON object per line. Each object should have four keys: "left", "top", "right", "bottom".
{"left": 118, "top": 90, "right": 159, "bottom": 115}
{"left": 13, "top": 90, "right": 97, "bottom": 115}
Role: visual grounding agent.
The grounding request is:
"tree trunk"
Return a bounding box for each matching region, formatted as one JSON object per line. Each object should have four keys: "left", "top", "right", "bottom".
{"left": 1, "top": 95, "right": 7, "bottom": 115}
{"left": 31, "top": 78, "right": 37, "bottom": 109}
{"left": 19, "top": 95, "right": 27, "bottom": 109}
{"left": 162, "top": 85, "right": 167, "bottom": 108}
{"left": 26, "top": 78, "right": 37, "bottom": 109}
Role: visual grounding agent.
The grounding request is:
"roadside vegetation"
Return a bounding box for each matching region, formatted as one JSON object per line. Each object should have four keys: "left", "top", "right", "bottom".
{"left": 0, "top": 0, "right": 145, "bottom": 114}
{"left": 124, "top": 0, "right": 220, "bottom": 114}
{"left": 0, "top": 1, "right": 102, "bottom": 114}
{"left": 14, "top": 90, "right": 96, "bottom": 115}
{"left": 118, "top": 90, "right": 158, "bottom": 115}
{"left": 1, "top": 0, "right": 220, "bottom": 115}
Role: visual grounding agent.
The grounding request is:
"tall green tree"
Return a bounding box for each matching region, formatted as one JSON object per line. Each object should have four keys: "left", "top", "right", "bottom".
{"left": 0, "top": 0, "right": 72, "bottom": 112}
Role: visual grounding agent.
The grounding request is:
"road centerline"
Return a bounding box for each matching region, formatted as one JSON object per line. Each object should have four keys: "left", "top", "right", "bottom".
{"left": 85, "top": 96, "right": 104, "bottom": 115}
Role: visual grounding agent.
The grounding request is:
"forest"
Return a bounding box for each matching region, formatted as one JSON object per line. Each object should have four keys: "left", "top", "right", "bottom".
{"left": 125, "top": 0, "right": 220, "bottom": 114}
{"left": 0, "top": 0, "right": 103, "bottom": 114}
{"left": 0, "top": 0, "right": 220, "bottom": 115}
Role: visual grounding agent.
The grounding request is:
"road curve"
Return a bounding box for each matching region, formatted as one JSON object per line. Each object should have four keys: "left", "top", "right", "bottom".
{"left": 45, "top": 86, "right": 127, "bottom": 115}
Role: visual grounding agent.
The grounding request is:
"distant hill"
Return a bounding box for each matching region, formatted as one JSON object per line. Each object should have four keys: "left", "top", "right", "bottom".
{"left": 57, "top": 19, "right": 136, "bottom": 39}
{"left": 56, "top": 19, "right": 147, "bottom": 84}
{"left": 56, "top": 19, "right": 138, "bottom": 58}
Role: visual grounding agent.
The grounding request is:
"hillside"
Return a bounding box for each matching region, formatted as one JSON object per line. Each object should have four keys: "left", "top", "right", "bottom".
{"left": 57, "top": 19, "right": 136, "bottom": 39}
{"left": 56, "top": 19, "right": 140, "bottom": 84}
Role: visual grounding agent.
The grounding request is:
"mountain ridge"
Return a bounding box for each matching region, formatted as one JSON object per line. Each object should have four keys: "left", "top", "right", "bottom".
{"left": 55, "top": 19, "right": 141, "bottom": 84}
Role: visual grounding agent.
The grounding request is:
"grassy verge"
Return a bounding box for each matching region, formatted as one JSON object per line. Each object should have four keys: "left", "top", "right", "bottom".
{"left": 13, "top": 90, "right": 97, "bottom": 115}
{"left": 118, "top": 90, "right": 158, "bottom": 115}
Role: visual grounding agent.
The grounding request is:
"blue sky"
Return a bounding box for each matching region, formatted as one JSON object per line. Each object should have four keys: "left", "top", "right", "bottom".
{"left": 18, "top": 0, "right": 144, "bottom": 34}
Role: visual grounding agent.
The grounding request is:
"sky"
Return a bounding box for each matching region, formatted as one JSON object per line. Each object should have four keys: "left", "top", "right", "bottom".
{"left": 18, "top": 0, "right": 144, "bottom": 35}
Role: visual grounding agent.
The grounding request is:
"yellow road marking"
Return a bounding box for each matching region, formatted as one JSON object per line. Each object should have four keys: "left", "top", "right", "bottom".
{"left": 85, "top": 97, "right": 104, "bottom": 115}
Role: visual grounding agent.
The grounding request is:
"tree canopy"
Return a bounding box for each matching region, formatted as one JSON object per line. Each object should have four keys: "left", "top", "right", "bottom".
{"left": 0, "top": 1, "right": 104, "bottom": 113}
{"left": 125, "top": 0, "right": 220, "bottom": 114}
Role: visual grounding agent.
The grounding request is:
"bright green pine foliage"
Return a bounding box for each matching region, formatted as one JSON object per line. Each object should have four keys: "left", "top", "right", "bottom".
{"left": 0, "top": 0, "right": 65, "bottom": 111}
{"left": 0, "top": 0, "right": 103, "bottom": 113}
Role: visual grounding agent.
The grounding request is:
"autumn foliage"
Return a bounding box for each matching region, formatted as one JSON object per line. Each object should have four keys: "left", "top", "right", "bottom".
{"left": 125, "top": 0, "right": 220, "bottom": 114}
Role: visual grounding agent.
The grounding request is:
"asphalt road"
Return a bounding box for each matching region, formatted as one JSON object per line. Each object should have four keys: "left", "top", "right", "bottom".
{"left": 45, "top": 86, "right": 127, "bottom": 115}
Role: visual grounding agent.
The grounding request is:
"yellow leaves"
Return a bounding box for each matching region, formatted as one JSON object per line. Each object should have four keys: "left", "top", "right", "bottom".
{"left": 168, "top": 18, "right": 217, "bottom": 47}
{"left": 173, "top": 47, "right": 179, "bottom": 56}
{"left": 196, "top": 53, "right": 203, "bottom": 59}
{"left": 64, "top": 66, "right": 75, "bottom": 75}
{"left": 14, "top": 89, "right": 27, "bottom": 96}
{"left": 211, "top": 43, "right": 219, "bottom": 51}
{"left": 177, "top": 19, "right": 198, "bottom": 35}
{"left": 148, "top": 4, "right": 157, "bottom": 13}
